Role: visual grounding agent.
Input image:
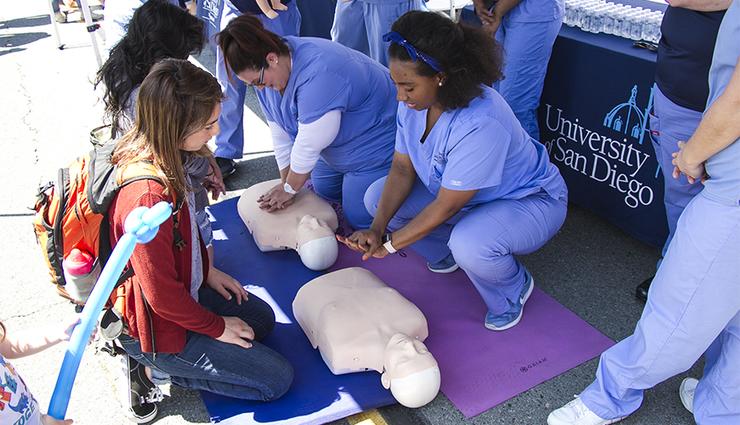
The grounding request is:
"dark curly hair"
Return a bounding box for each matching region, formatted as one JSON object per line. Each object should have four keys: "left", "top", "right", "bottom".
{"left": 95, "top": 0, "right": 204, "bottom": 137}
{"left": 388, "top": 11, "right": 503, "bottom": 110}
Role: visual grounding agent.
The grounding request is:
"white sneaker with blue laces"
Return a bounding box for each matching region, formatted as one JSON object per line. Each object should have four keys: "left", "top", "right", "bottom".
{"left": 548, "top": 397, "right": 626, "bottom": 425}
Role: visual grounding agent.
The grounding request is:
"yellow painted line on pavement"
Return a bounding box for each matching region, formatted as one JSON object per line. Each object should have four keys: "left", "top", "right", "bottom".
{"left": 347, "top": 409, "right": 389, "bottom": 425}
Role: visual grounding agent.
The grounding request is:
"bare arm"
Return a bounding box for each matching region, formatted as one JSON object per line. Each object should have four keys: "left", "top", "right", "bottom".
{"left": 0, "top": 318, "right": 79, "bottom": 359}
{"left": 340, "top": 152, "right": 476, "bottom": 260}
{"left": 369, "top": 152, "right": 418, "bottom": 235}
{"left": 473, "top": 0, "right": 523, "bottom": 35}
{"left": 668, "top": 0, "right": 731, "bottom": 12}
{"left": 389, "top": 187, "right": 476, "bottom": 250}
{"left": 674, "top": 56, "right": 740, "bottom": 180}
{"left": 338, "top": 152, "right": 417, "bottom": 259}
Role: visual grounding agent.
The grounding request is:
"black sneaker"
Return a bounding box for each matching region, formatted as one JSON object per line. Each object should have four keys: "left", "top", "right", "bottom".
{"left": 215, "top": 157, "right": 237, "bottom": 178}
{"left": 635, "top": 275, "right": 653, "bottom": 302}
{"left": 121, "top": 354, "right": 162, "bottom": 424}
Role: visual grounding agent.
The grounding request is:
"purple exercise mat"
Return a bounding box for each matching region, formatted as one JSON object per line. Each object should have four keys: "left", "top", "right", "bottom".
{"left": 331, "top": 246, "right": 614, "bottom": 418}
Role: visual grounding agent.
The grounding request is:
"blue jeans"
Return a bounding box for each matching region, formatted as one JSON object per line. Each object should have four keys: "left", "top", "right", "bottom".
{"left": 119, "top": 286, "right": 293, "bottom": 401}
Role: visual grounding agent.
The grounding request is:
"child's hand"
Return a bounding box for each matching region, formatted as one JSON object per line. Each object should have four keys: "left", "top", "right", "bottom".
{"left": 59, "top": 317, "right": 81, "bottom": 342}
{"left": 41, "top": 414, "right": 74, "bottom": 424}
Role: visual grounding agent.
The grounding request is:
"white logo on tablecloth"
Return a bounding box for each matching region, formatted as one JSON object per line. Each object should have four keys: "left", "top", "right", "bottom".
{"left": 542, "top": 85, "right": 656, "bottom": 209}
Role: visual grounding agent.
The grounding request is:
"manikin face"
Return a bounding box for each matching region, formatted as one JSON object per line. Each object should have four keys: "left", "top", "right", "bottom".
{"left": 296, "top": 215, "right": 337, "bottom": 271}
{"left": 383, "top": 333, "right": 436, "bottom": 378}
{"left": 296, "top": 215, "right": 334, "bottom": 243}
{"left": 381, "top": 333, "right": 440, "bottom": 408}
{"left": 181, "top": 105, "right": 220, "bottom": 152}
{"left": 236, "top": 52, "right": 291, "bottom": 92}
{"left": 388, "top": 59, "right": 441, "bottom": 111}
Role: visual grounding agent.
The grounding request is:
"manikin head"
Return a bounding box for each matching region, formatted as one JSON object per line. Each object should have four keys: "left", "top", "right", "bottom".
{"left": 296, "top": 215, "right": 338, "bottom": 271}
{"left": 380, "top": 333, "right": 440, "bottom": 408}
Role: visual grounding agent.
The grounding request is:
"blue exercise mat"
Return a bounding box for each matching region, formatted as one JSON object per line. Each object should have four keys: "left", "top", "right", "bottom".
{"left": 201, "top": 198, "right": 396, "bottom": 424}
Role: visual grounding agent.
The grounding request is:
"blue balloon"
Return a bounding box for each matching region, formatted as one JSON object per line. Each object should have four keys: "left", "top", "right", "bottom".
{"left": 47, "top": 201, "right": 173, "bottom": 420}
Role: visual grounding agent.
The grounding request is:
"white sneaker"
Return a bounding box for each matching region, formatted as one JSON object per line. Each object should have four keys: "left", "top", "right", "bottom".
{"left": 679, "top": 377, "right": 698, "bottom": 414}
{"left": 548, "top": 397, "right": 627, "bottom": 425}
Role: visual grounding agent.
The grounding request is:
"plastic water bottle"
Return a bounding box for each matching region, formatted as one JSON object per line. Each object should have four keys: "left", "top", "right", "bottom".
{"left": 62, "top": 248, "right": 101, "bottom": 304}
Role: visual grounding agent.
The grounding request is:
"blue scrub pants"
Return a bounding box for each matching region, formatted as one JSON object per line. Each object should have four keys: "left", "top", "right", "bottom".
{"left": 311, "top": 159, "right": 392, "bottom": 230}
{"left": 494, "top": 17, "right": 562, "bottom": 141}
{"left": 331, "top": 0, "right": 369, "bottom": 57}
{"left": 365, "top": 177, "right": 567, "bottom": 315}
{"left": 649, "top": 84, "right": 703, "bottom": 258}
{"left": 579, "top": 192, "right": 740, "bottom": 424}
{"left": 331, "top": 0, "right": 425, "bottom": 66}
{"left": 214, "top": 1, "right": 302, "bottom": 160}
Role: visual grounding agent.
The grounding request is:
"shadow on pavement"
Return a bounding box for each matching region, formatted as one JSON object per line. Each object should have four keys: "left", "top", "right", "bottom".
{"left": 0, "top": 32, "right": 50, "bottom": 49}
{"left": 0, "top": 15, "right": 51, "bottom": 30}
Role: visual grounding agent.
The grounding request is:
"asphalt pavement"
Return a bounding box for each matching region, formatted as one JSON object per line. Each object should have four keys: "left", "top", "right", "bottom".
{"left": 0, "top": 2, "right": 701, "bottom": 424}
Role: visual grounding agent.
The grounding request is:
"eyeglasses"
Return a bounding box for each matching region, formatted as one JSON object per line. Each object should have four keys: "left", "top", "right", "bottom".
{"left": 382, "top": 31, "right": 442, "bottom": 73}
{"left": 246, "top": 66, "right": 265, "bottom": 87}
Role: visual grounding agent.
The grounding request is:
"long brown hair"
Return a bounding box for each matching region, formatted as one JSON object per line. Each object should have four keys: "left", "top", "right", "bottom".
{"left": 112, "top": 58, "right": 222, "bottom": 199}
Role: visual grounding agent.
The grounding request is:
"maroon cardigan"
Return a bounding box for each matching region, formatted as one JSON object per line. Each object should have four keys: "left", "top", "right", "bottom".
{"left": 108, "top": 180, "right": 225, "bottom": 353}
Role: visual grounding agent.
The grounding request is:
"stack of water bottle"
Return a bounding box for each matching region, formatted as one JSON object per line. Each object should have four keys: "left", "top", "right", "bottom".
{"left": 563, "top": 0, "right": 664, "bottom": 43}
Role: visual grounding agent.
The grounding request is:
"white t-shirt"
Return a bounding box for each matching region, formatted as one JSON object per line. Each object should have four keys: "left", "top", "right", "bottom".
{"left": 0, "top": 354, "right": 42, "bottom": 425}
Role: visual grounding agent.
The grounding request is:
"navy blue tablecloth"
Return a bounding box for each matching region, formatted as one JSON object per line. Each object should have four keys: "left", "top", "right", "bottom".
{"left": 463, "top": 5, "right": 669, "bottom": 247}
{"left": 538, "top": 25, "right": 668, "bottom": 247}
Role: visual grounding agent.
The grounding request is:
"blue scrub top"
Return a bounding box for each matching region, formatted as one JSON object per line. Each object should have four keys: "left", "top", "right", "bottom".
{"left": 257, "top": 36, "right": 397, "bottom": 173}
{"left": 506, "top": 0, "right": 563, "bottom": 23}
{"left": 703, "top": 0, "right": 740, "bottom": 206}
{"left": 395, "top": 86, "right": 566, "bottom": 207}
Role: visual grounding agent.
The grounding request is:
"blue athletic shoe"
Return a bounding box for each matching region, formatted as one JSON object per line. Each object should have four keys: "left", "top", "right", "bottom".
{"left": 484, "top": 271, "right": 535, "bottom": 331}
{"left": 426, "top": 253, "right": 459, "bottom": 273}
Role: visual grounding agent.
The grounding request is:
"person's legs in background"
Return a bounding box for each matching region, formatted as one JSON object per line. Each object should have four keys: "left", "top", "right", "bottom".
{"left": 693, "top": 312, "right": 740, "bottom": 424}
{"left": 636, "top": 84, "right": 703, "bottom": 301}
{"left": 494, "top": 17, "right": 561, "bottom": 141}
{"left": 549, "top": 194, "right": 740, "bottom": 424}
{"left": 213, "top": 0, "right": 245, "bottom": 177}
{"left": 331, "top": 0, "right": 370, "bottom": 56}
{"left": 361, "top": 0, "right": 424, "bottom": 66}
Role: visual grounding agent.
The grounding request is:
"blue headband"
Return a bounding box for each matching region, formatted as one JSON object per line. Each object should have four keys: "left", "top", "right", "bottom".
{"left": 382, "top": 31, "right": 443, "bottom": 73}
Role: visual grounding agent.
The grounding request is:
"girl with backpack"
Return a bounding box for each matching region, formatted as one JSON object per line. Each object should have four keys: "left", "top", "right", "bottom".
{"left": 95, "top": 0, "right": 231, "bottom": 289}
{"left": 107, "top": 58, "right": 293, "bottom": 423}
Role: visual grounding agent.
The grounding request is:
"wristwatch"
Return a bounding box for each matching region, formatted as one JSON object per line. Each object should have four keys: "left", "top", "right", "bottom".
{"left": 283, "top": 182, "right": 298, "bottom": 195}
{"left": 382, "top": 233, "right": 397, "bottom": 254}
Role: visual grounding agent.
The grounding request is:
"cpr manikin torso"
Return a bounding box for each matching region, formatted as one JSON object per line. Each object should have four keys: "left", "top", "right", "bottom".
{"left": 293, "top": 267, "right": 441, "bottom": 407}
{"left": 238, "top": 179, "right": 339, "bottom": 270}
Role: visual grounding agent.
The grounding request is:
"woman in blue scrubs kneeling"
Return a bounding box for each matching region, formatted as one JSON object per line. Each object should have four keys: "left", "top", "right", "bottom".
{"left": 340, "top": 11, "right": 568, "bottom": 331}
{"left": 217, "top": 15, "right": 397, "bottom": 229}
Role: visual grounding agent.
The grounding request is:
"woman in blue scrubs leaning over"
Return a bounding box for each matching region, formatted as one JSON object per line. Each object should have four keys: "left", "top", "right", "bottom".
{"left": 217, "top": 14, "right": 397, "bottom": 228}
{"left": 339, "top": 11, "right": 568, "bottom": 331}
